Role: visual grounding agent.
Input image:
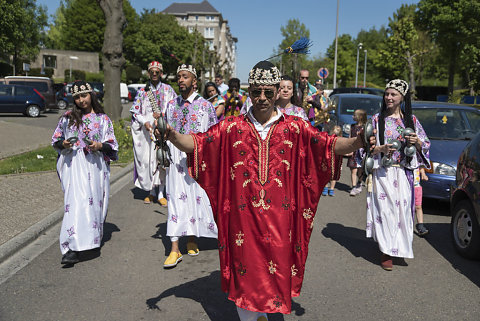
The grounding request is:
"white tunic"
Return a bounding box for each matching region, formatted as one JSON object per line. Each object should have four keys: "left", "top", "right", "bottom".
{"left": 165, "top": 93, "right": 218, "bottom": 239}
{"left": 52, "top": 113, "right": 118, "bottom": 254}
{"left": 130, "top": 81, "right": 177, "bottom": 191}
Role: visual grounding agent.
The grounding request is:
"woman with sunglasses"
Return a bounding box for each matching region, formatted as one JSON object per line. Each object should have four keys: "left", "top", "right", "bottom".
{"left": 203, "top": 81, "right": 225, "bottom": 119}
{"left": 275, "top": 75, "right": 308, "bottom": 120}
{"left": 366, "top": 79, "right": 430, "bottom": 271}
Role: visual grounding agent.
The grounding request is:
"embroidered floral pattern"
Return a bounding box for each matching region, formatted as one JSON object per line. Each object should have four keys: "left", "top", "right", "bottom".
{"left": 236, "top": 231, "right": 245, "bottom": 246}
{"left": 268, "top": 260, "right": 277, "bottom": 274}
{"left": 303, "top": 208, "right": 313, "bottom": 220}
{"left": 291, "top": 264, "right": 298, "bottom": 276}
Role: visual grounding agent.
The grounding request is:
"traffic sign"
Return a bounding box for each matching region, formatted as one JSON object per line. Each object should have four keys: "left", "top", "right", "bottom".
{"left": 317, "top": 67, "right": 329, "bottom": 79}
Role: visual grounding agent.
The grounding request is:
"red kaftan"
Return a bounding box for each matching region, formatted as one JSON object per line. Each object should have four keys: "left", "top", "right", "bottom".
{"left": 188, "top": 114, "right": 341, "bottom": 314}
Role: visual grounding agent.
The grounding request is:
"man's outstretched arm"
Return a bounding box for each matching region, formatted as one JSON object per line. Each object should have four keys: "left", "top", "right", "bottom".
{"left": 155, "top": 123, "right": 195, "bottom": 153}
{"left": 334, "top": 130, "right": 376, "bottom": 156}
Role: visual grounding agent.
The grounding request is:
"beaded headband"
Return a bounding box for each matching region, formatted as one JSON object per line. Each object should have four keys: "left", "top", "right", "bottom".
{"left": 248, "top": 61, "right": 281, "bottom": 86}
{"left": 71, "top": 81, "right": 93, "bottom": 97}
{"left": 148, "top": 61, "right": 163, "bottom": 72}
{"left": 176, "top": 64, "right": 197, "bottom": 78}
{"left": 385, "top": 79, "right": 409, "bottom": 96}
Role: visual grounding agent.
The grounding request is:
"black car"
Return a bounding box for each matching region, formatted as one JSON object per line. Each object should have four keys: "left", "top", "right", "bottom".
{"left": 330, "top": 87, "right": 384, "bottom": 97}
{"left": 0, "top": 84, "right": 46, "bottom": 117}
{"left": 450, "top": 132, "right": 480, "bottom": 259}
{"left": 90, "top": 82, "right": 104, "bottom": 102}
{"left": 128, "top": 86, "right": 137, "bottom": 101}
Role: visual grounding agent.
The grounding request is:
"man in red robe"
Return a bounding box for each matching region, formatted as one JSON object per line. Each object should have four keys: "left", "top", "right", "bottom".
{"left": 157, "top": 61, "right": 373, "bottom": 320}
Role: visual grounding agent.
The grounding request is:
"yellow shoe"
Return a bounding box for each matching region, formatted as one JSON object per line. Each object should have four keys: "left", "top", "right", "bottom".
{"left": 163, "top": 252, "right": 182, "bottom": 268}
{"left": 186, "top": 242, "right": 199, "bottom": 256}
{"left": 144, "top": 195, "right": 154, "bottom": 204}
{"left": 158, "top": 197, "right": 168, "bottom": 207}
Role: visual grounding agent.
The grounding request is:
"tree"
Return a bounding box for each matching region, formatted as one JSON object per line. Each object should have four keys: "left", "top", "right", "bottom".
{"left": 274, "top": 19, "right": 310, "bottom": 82}
{"left": 124, "top": 10, "right": 202, "bottom": 77}
{"left": 326, "top": 34, "right": 356, "bottom": 86}
{"left": 417, "top": 0, "right": 480, "bottom": 94}
{"left": 355, "top": 27, "right": 388, "bottom": 86}
{"left": 0, "top": 0, "right": 48, "bottom": 74}
{"left": 97, "top": 0, "right": 125, "bottom": 121}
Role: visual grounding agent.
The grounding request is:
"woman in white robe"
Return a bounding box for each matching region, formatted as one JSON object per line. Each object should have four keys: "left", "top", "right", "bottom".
{"left": 52, "top": 81, "right": 118, "bottom": 265}
{"left": 366, "top": 79, "right": 430, "bottom": 271}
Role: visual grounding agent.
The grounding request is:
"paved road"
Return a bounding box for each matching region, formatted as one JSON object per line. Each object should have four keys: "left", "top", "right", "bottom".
{"left": 0, "top": 163, "right": 478, "bottom": 321}
{"left": 0, "top": 103, "right": 133, "bottom": 160}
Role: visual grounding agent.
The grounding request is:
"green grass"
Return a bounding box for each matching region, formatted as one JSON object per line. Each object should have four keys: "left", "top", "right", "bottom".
{"left": 0, "top": 118, "right": 134, "bottom": 175}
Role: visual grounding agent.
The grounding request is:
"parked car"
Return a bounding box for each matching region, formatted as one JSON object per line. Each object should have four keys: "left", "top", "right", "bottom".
{"left": 328, "top": 93, "right": 383, "bottom": 136}
{"left": 128, "top": 83, "right": 146, "bottom": 91}
{"left": 450, "top": 131, "right": 480, "bottom": 259}
{"left": 329, "top": 87, "right": 384, "bottom": 97}
{"left": 56, "top": 83, "right": 73, "bottom": 109}
{"left": 0, "top": 76, "right": 56, "bottom": 111}
{"left": 412, "top": 101, "right": 480, "bottom": 201}
{"left": 0, "top": 84, "right": 46, "bottom": 117}
{"left": 120, "top": 83, "right": 129, "bottom": 104}
{"left": 90, "top": 82, "right": 104, "bottom": 102}
{"left": 128, "top": 86, "right": 137, "bottom": 101}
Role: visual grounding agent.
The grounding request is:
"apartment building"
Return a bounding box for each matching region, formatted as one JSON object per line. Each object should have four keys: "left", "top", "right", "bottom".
{"left": 163, "top": 0, "right": 237, "bottom": 79}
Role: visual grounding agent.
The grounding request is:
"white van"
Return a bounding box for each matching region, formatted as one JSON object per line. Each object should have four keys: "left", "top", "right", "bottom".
{"left": 120, "top": 83, "right": 128, "bottom": 104}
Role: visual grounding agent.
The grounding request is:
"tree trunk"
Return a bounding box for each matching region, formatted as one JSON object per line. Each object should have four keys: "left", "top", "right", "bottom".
{"left": 97, "top": 0, "right": 125, "bottom": 122}
{"left": 405, "top": 50, "right": 416, "bottom": 98}
{"left": 447, "top": 45, "right": 457, "bottom": 96}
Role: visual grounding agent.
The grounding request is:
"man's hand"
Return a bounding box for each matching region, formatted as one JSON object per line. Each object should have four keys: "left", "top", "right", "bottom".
{"left": 153, "top": 112, "right": 161, "bottom": 119}
{"left": 144, "top": 121, "right": 153, "bottom": 132}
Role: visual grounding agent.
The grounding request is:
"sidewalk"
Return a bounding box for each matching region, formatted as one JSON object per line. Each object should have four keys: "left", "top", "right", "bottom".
{"left": 0, "top": 163, "right": 133, "bottom": 263}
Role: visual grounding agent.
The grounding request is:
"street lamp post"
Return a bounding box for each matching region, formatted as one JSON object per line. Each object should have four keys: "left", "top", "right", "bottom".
{"left": 363, "top": 49, "right": 367, "bottom": 88}
{"left": 333, "top": 0, "right": 339, "bottom": 88}
{"left": 69, "top": 56, "right": 79, "bottom": 82}
{"left": 355, "top": 43, "right": 362, "bottom": 87}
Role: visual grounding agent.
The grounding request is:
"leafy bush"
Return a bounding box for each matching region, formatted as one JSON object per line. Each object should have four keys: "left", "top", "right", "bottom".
{"left": 126, "top": 65, "right": 142, "bottom": 83}
{"left": 64, "top": 69, "right": 86, "bottom": 82}
{"left": 86, "top": 72, "right": 104, "bottom": 83}
{"left": 112, "top": 118, "right": 134, "bottom": 164}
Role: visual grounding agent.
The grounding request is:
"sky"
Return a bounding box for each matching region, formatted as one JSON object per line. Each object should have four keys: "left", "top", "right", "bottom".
{"left": 37, "top": 0, "right": 419, "bottom": 83}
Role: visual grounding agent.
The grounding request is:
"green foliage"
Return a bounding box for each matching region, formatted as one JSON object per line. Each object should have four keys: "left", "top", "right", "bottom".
{"left": 124, "top": 10, "right": 202, "bottom": 76}
{"left": 0, "top": 0, "right": 48, "bottom": 71}
{"left": 126, "top": 65, "right": 142, "bottom": 83}
{"left": 29, "top": 67, "right": 54, "bottom": 78}
{"left": 0, "top": 146, "right": 58, "bottom": 175}
{"left": 326, "top": 34, "right": 356, "bottom": 87}
{"left": 112, "top": 118, "right": 134, "bottom": 164}
{"left": 273, "top": 19, "right": 310, "bottom": 81}
{"left": 85, "top": 72, "right": 104, "bottom": 83}
{"left": 0, "top": 62, "right": 13, "bottom": 77}
{"left": 64, "top": 69, "right": 86, "bottom": 82}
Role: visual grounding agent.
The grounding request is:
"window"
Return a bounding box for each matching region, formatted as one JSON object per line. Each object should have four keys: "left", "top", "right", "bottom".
{"left": 204, "top": 27, "right": 214, "bottom": 38}
{"left": 206, "top": 16, "right": 214, "bottom": 21}
{"left": 43, "top": 55, "right": 57, "bottom": 68}
{"left": 188, "top": 26, "right": 194, "bottom": 33}
{"left": 0, "top": 85, "right": 12, "bottom": 96}
{"left": 15, "top": 86, "right": 29, "bottom": 96}
{"left": 207, "top": 40, "right": 214, "bottom": 50}
{"left": 195, "top": 15, "right": 198, "bottom": 21}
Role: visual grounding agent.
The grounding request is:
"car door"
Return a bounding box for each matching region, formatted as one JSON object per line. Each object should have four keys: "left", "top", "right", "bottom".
{"left": 0, "top": 84, "right": 16, "bottom": 112}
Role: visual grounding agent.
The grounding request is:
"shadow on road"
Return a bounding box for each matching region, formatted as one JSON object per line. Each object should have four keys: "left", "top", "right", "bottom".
{"left": 423, "top": 222, "right": 480, "bottom": 288}
{"left": 151, "top": 222, "right": 218, "bottom": 256}
{"left": 146, "top": 270, "right": 307, "bottom": 320}
{"left": 321, "top": 223, "right": 379, "bottom": 265}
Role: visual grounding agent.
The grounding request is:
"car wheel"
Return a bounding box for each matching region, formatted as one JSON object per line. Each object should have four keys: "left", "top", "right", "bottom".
{"left": 26, "top": 105, "right": 41, "bottom": 118}
{"left": 451, "top": 200, "right": 480, "bottom": 259}
{"left": 57, "top": 99, "right": 67, "bottom": 109}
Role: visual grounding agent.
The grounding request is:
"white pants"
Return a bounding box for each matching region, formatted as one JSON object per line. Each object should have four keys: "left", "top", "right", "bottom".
{"left": 236, "top": 306, "right": 268, "bottom": 321}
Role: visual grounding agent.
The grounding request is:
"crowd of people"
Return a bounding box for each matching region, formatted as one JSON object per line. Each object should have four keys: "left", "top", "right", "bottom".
{"left": 50, "top": 58, "right": 430, "bottom": 320}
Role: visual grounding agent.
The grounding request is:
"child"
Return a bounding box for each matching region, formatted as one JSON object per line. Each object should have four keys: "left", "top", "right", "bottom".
{"left": 323, "top": 125, "right": 342, "bottom": 197}
{"left": 414, "top": 167, "right": 429, "bottom": 236}
{"left": 347, "top": 109, "right": 367, "bottom": 196}
{"left": 52, "top": 81, "right": 118, "bottom": 265}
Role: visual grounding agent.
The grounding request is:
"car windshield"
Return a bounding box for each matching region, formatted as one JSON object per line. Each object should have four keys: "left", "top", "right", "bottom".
{"left": 339, "top": 97, "right": 382, "bottom": 115}
{"left": 414, "top": 108, "right": 480, "bottom": 140}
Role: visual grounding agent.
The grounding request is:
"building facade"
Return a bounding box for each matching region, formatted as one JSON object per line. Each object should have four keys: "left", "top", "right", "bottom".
{"left": 163, "top": 0, "right": 237, "bottom": 79}
{"left": 31, "top": 49, "right": 99, "bottom": 80}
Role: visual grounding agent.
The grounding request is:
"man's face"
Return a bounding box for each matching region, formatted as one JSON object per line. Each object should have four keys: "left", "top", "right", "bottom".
{"left": 300, "top": 71, "right": 309, "bottom": 86}
{"left": 248, "top": 84, "right": 277, "bottom": 113}
{"left": 177, "top": 70, "right": 196, "bottom": 94}
{"left": 149, "top": 68, "right": 162, "bottom": 83}
{"left": 215, "top": 77, "right": 222, "bottom": 86}
{"left": 229, "top": 83, "right": 239, "bottom": 94}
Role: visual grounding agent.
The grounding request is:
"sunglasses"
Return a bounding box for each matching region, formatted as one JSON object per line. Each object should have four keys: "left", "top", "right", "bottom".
{"left": 300, "top": 77, "right": 309, "bottom": 80}
{"left": 251, "top": 89, "right": 275, "bottom": 99}
{"left": 150, "top": 70, "right": 161, "bottom": 75}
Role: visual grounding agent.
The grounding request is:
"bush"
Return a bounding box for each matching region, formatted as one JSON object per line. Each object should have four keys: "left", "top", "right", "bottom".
{"left": 0, "top": 62, "right": 13, "bottom": 77}
{"left": 112, "top": 118, "right": 134, "bottom": 164}
{"left": 86, "top": 72, "right": 104, "bottom": 83}
{"left": 64, "top": 69, "right": 86, "bottom": 82}
{"left": 126, "top": 65, "right": 142, "bottom": 83}
{"left": 28, "top": 67, "right": 54, "bottom": 78}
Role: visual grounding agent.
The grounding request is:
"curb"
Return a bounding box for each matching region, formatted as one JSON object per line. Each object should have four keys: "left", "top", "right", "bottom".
{"left": 0, "top": 162, "right": 134, "bottom": 265}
